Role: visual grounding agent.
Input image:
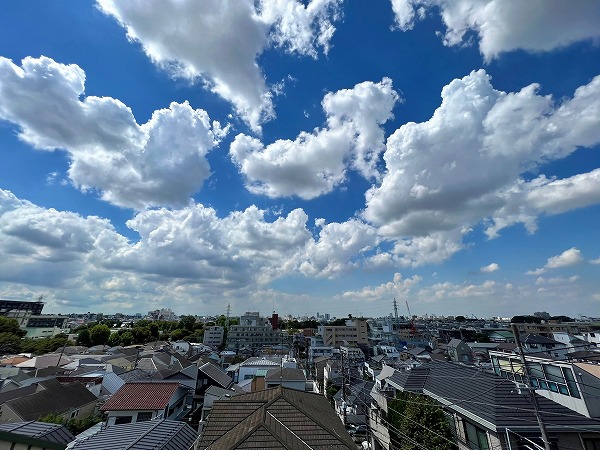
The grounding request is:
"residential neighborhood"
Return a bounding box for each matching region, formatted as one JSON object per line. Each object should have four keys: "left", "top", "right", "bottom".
{"left": 0, "top": 299, "right": 599, "bottom": 449}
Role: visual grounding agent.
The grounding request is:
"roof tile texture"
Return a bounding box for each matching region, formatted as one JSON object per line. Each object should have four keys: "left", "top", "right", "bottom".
{"left": 100, "top": 382, "right": 181, "bottom": 411}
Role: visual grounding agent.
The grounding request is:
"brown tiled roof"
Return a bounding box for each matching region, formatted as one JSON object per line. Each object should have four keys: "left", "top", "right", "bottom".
{"left": 100, "top": 382, "right": 181, "bottom": 411}
{"left": 197, "top": 386, "right": 355, "bottom": 449}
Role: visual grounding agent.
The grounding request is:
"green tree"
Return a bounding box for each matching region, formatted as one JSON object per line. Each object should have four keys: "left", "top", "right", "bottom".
{"left": 0, "top": 316, "right": 26, "bottom": 337}
{"left": 120, "top": 331, "right": 134, "bottom": 346}
{"left": 39, "top": 412, "right": 103, "bottom": 435}
{"left": 77, "top": 328, "right": 92, "bottom": 346}
{"left": 178, "top": 315, "right": 196, "bottom": 332}
{"left": 171, "top": 329, "right": 188, "bottom": 341}
{"left": 0, "top": 332, "right": 22, "bottom": 353}
{"left": 89, "top": 324, "right": 111, "bottom": 346}
{"left": 107, "top": 332, "right": 121, "bottom": 347}
{"left": 131, "top": 326, "right": 150, "bottom": 344}
{"left": 388, "top": 392, "right": 457, "bottom": 450}
{"left": 149, "top": 323, "right": 159, "bottom": 339}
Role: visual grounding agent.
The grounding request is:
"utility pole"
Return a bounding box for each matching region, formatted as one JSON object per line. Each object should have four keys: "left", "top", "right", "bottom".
{"left": 511, "top": 324, "right": 552, "bottom": 450}
{"left": 225, "top": 303, "right": 231, "bottom": 330}
{"left": 341, "top": 350, "right": 347, "bottom": 425}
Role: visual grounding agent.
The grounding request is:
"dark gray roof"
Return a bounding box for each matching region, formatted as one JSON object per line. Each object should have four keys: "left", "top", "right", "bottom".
{"left": 388, "top": 367, "right": 430, "bottom": 393}
{"left": 0, "top": 383, "right": 37, "bottom": 404}
{"left": 523, "top": 334, "right": 560, "bottom": 345}
{"left": 4, "top": 379, "right": 98, "bottom": 421}
{"left": 119, "top": 368, "right": 155, "bottom": 383}
{"left": 68, "top": 419, "right": 197, "bottom": 450}
{"left": 389, "top": 361, "right": 600, "bottom": 432}
{"left": 198, "top": 386, "right": 356, "bottom": 449}
{"left": 264, "top": 368, "right": 306, "bottom": 382}
{"left": 0, "top": 420, "right": 74, "bottom": 444}
{"left": 199, "top": 362, "right": 232, "bottom": 388}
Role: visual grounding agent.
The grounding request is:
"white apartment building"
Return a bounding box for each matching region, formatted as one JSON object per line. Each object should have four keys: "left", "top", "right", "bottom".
{"left": 203, "top": 326, "right": 224, "bottom": 348}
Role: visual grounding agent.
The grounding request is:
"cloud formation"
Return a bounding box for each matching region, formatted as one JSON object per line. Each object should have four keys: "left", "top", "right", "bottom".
{"left": 230, "top": 78, "right": 398, "bottom": 199}
{"left": 363, "top": 70, "right": 600, "bottom": 265}
{"left": 391, "top": 0, "right": 600, "bottom": 59}
{"left": 527, "top": 247, "right": 583, "bottom": 275}
{"left": 480, "top": 263, "right": 499, "bottom": 273}
{"left": 97, "top": 0, "right": 342, "bottom": 131}
{"left": 0, "top": 56, "right": 226, "bottom": 210}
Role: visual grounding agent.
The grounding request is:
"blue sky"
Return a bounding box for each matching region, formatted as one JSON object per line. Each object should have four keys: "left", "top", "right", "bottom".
{"left": 1, "top": 0, "right": 599, "bottom": 319}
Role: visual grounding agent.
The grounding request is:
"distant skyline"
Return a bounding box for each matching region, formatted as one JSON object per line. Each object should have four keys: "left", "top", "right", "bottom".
{"left": 1, "top": 1, "right": 600, "bottom": 319}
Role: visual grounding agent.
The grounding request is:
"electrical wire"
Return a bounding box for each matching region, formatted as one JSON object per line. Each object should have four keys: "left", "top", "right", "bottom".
{"left": 342, "top": 371, "right": 504, "bottom": 450}
{"left": 342, "top": 370, "right": 600, "bottom": 430}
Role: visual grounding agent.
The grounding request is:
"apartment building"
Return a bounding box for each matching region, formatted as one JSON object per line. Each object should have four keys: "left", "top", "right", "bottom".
{"left": 203, "top": 326, "right": 224, "bottom": 348}
{"left": 317, "top": 319, "right": 368, "bottom": 348}
{"left": 226, "top": 312, "right": 287, "bottom": 353}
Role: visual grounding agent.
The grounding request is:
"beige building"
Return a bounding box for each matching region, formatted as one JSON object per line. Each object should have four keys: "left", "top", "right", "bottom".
{"left": 318, "top": 319, "right": 368, "bottom": 348}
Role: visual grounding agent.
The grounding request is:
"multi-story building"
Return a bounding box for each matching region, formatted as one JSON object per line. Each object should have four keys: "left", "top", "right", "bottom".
{"left": 0, "top": 299, "right": 44, "bottom": 326}
{"left": 0, "top": 299, "right": 69, "bottom": 338}
{"left": 317, "top": 319, "right": 368, "bottom": 348}
{"left": 226, "top": 312, "right": 288, "bottom": 353}
{"left": 513, "top": 321, "right": 600, "bottom": 338}
{"left": 203, "top": 326, "right": 224, "bottom": 348}
{"left": 490, "top": 350, "right": 600, "bottom": 418}
{"left": 23, "top": 315, "right": 70, "bottom": 339}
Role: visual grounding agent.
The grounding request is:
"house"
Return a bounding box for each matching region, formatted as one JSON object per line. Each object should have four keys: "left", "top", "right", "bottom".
{"left": 333, "top": 380, "right": 374, "bottom": 426}
{"left": 264, "top": 367, "right": 307, "bottom": 391}
{"left": 100, "top": 381, "right": 189, "bottom": 425}
{"left": 0, "top": 379, "right": 97, "bottom": 424}
{"left": 490, "top": 350, "right": 600, "bottom": 418}
{"left": 198, "top": 385, "right": 240, "bottom": 422}
{"left": 487, "top": 330, "right": 514, "bottom": 343}
{"left": 67, "top": 419, "right": 198, "bottom": 450}
{"left": 0, "top": 421, "right": 74, "bottom": 450}
{"left": 447, "top": 339, "right": 472, "bottom": 363}
{"left": 522, "top": 334, "right": 569, "bottom": 358}
{"left": 380, "top": 361, "right": 600, "bottom": 450}
{"left": 196, "top": 386, "right": 356, "bottom": 449}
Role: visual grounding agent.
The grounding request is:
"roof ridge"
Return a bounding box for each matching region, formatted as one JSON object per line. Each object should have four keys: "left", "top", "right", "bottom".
{"left": 205, "top": 405, "right": 265, "bottom": 449}
{"left": 123, "top": 420, "right": 165, "bottom": 450}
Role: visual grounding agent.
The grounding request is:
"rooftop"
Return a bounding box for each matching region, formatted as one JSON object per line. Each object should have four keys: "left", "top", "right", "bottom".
{"left": 100, "top": 382, "right": 182, "bottom": 411}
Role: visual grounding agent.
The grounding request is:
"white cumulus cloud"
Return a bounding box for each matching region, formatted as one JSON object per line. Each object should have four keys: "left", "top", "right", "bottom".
{"left": 230, "top": 78, "right": 398, "bottom": 199}
{"left": 480, "top": 263, "right": 499, "bottom": 273}
{"left": 97, "top": 0, "right": 342, "bottom": 131}
{"left": 527, "top": 247, "right": 584, "bottom": 275}
{"left": 390, "top": 0, "right": 600, "bottom": 60}
{"left": 362, "top": 70, "right": 600, "bottom": 266}
{"left": 0, "top": 56, "right": 226, "bottom": 210}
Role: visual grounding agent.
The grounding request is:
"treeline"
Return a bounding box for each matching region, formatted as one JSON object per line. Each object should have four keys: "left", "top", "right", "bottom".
{"left": 0, "top": 316, "right": 72, "bottom": 355}
{"left": 76, "top": 315, "right": 207, "bottom": 347}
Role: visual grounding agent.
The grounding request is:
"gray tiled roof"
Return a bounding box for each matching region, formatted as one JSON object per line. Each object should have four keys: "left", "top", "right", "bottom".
{"left": 0, "top": 421, "right": 74, "bottom": 444}
{"left": 199, "top": 362, "right": 232, "bottom": 388}
{"left": 4, "top": 379, "right": 98, "bottom": 421}
{"left": 197, "top": 386, "right": 355, "bottom": 449}
{"left": 264, "top": 368, "right": 306, "bottom": 382}
{"left": 68, "top": 419, "right": 198, "bottom": 450}
{"left": 388, "top": 361, "right": 600, "bottom": 432}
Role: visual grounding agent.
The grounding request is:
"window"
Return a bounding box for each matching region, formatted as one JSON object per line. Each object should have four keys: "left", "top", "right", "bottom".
{"left": 70, "top": 409, "right": 79, "bottom": 419}
{"left": 137, "top": 412, "right": 152, "bottom": 422}
{"left": 584, "top": 439, "right": 600, "bottom": 450}
{"left": 115, "top": 416, "right": 132, "bottom": 424}
{"left": 464, "top": 421, "right": 489, "bottom": 450}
